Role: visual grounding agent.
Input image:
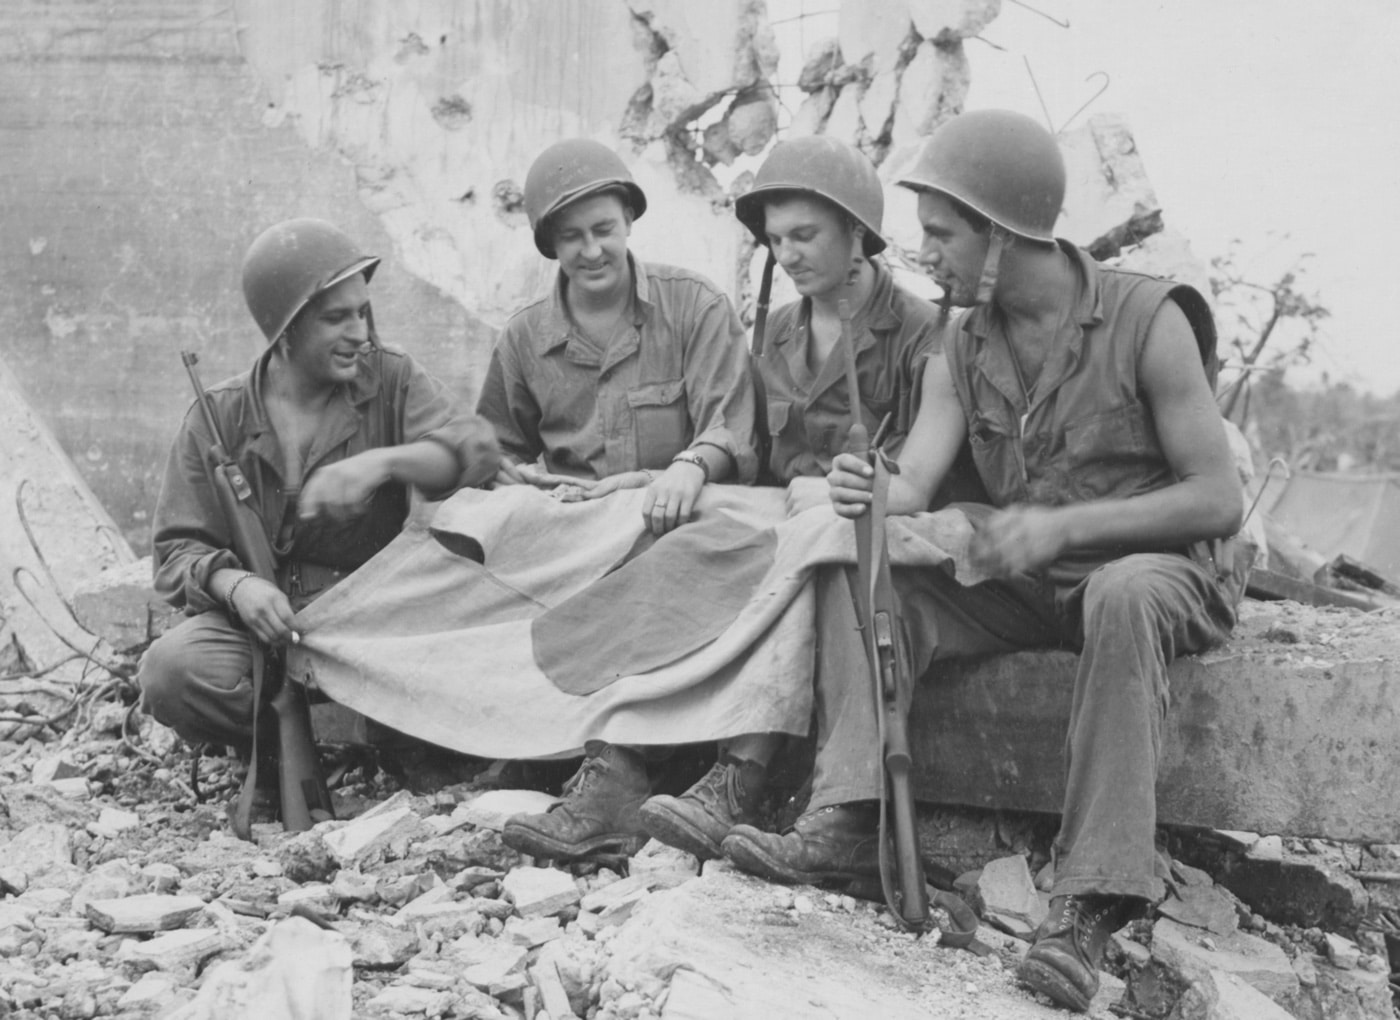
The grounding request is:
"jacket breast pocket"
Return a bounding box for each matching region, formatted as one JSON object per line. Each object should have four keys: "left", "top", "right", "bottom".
{"left": 966, "top": 411, "right": 1020, "bottom": 505}
{"left": 1064, "top": 401, "right": 1157, "bottom": 500}
{"left": 627, "top": 379, "right": 690, "bottom": 469}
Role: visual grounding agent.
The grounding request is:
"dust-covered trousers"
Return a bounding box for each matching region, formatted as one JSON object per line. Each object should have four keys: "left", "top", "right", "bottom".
{"left": 807, "top": 550, "right": 1236, "bottom": 903}
{"left": 137, "top": 610, "right": 268, "bottom": 750}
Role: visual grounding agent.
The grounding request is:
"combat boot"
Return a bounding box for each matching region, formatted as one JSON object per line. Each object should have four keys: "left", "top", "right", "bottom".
{"left": 721, "top": 802, "right": 881, "bottom": 887}
{"left": 1017, "top": 894, "right": 1137, "bottom": 1013}
{"left": 638, "top": 756, "right": 766, "bottom": 860}
{"left": 501, "top": 742, "right": 650, "bottom": 859}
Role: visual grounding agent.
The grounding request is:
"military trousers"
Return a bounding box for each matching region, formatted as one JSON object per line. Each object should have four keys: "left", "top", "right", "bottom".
{"left": 807, "top": 551, "right": 1236, "bottom": 903}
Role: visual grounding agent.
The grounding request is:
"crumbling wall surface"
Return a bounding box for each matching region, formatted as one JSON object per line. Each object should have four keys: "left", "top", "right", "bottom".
{"left": 0, "top": 0, "right": 488, "bottom": 554}
{"left": 230, "top": 0, "right": 780, "bottom": 324}
{"left": 0, "top": 359, "right": 135, "bottom": 675}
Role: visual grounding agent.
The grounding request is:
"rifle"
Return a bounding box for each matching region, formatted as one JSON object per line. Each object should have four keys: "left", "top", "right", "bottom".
{"left": 836, "top": 300, "right": 929, "bottom": 931}
{"left": 180, "top": 351, "right": 334, "bottom": 839}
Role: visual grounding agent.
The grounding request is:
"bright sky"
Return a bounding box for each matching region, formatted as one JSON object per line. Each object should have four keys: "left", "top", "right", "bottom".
{"left": 771, "top": 0, "right": 1400, "bottom": 395}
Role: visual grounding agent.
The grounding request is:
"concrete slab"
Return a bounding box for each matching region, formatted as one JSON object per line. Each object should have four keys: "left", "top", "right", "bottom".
{"left": 909, "top": 599, "right": 1400, "bottom": 842}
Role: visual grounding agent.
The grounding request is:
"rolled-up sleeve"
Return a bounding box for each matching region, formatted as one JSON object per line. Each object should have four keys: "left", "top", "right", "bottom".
{"left": 682, "top": 294, "right": 759, "bottom": 483}
{"left": 392, "top": 354, "right": 501, "bottom": 495}
{"left": 150, "top": 411, "right": 243, "bottom": 613}
{"left": 475, "top": 325, "right": 545, "bottom": 468}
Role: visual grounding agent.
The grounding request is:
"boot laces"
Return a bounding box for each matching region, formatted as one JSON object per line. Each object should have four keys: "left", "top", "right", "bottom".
{"left": 559, "top": 756, "right": 607, "bottom": 803}
{"left": 1048, "top": 895, "right": 1116, "bottom": 953}
{"left": 689, "top": 760, "right": 743, "bottom": 811}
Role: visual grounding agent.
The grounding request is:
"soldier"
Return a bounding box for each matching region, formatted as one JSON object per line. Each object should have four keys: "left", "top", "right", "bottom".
{"left": 637, "top": 136, "right": 967, "bottom": 861}
{"left": 722, "top": 111, "right": 1246, "bottom": 1014}
{"left": 487, "top": 139, "right": 759, "bottom": 862}
{"left": 139, "top": 219, "right": 499, "bottom": 764}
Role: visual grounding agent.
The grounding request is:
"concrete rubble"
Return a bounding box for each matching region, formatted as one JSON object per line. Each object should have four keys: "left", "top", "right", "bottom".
{"left": 0, "top": 695, "right": 1393, "bottom": 1020}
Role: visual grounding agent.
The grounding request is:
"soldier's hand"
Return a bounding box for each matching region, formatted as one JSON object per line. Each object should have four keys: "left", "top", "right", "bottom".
{"left": 784, "top": 476, "right": 830, "bottom": 517}
{"left": 228, "top": 575, "right": 299, "bottom": 645}
{"left": 641, "top": 461, "right": 704, "bottom": 535}
{"left": 969, "top": 505, "right": 1068, "bottom": 577}
{"left": 300, "top": 456, "right": 386, "bottom": 520}
{"left": 827, "top": 452, "right": 874, "bottom": 519}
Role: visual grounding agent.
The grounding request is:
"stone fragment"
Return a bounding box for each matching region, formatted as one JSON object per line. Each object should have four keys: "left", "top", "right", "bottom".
{"left": 321, "top": 806, "right": 420, "bottom": 866}
{"left": 530, "top": 956, "right": 577, "bottom": 1020}
{"left": 329, "top": 868, "right": 377, "bottom": 903}
{"left": 975, "top": 855, "right": 1045, "bottom": 937}
{"left": 1217, "top": 854, "right": 1368, "bottom": 931}
{"left": 1247, "top": 835, "right": 1284, "bottom": 862}
{"left": 457, "top": 939, "right": 530, "bottom": 990}
{"left": 173, "top": 917, "right": 352, "bottom": 1019}
{"left": 367, "top": 984, "right": 452, "bottom": 1014}
{"left": 1325, "top": 932, "right": 1360, "bottom": 969}
{"left": 69, "top": 558, "right": 174, "bottom": 654}
{"left": 457, "top": 789, "right": 559, "bottom": 833}
{"left": 1279, "top": 957, "right": 1393, "bottom": 1020}
{"left": 141, "top": 862, "right": 181, "bottom": 894}
{"left": 120, "top": 928, "right": 232, "bottom": 974}
{"left": 393, "top": 880, "right": 452, "bottom": 920}
{"left": 116, "top": 971, "right": 180, "bottom": 1011}
{"left": 1291, "top": 952, "right": 1318, "bottom": 988}
{"left": 502, "top": 867, "right": 580, "bottom": 918}
{"left": 276, "top": 884, "right": 337, "bottom": 913}
{"left": 176, "top": 833, "right": 259, "bottom": 875}
{"left": 1156, "top": 880, "right": 1240, "bottom": 937}
{"left": 88, "top": 807, "right": 140, "bottom": 839}
{"left": 580, "top": 874, "right": 648, "bottom": 913}
{"left": 5, "top": 822, "right": 73, "bottom": 882}
{"left": 348, "top": 922, "right": 419, "bottom": 969}
{"left": 47, "top": 777, "right": 92, "bottom": 800}
{"left": 628, "top": 840, "right": 699, "bottom": 889}
{"left": 504, "top": 915, "right": 562, "bottom": 947}
{"left": 1149, "top": 917, "right": 1299, "bottom": 1001}
{"left": 403, "top": 960, "right": 457, "bottom": 989}
{"left": 272, "top": 828, "right": 338, "bottom": 884}
{"left": 31, "top": 756, "right": 83, "bottom": 785}
{"left": 86, "top": 894, "right": 205, "bottom": 934}
{"left": 71, "top": 859, "right": 139, "bottom": 918}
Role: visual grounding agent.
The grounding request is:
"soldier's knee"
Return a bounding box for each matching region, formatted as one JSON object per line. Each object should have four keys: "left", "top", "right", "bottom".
{"left": 136, "top": 631, "right": 189, "bottom": 725}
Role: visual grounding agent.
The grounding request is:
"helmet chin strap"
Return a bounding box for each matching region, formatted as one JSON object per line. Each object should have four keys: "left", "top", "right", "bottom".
{"left": 974, "top": 227, "right": 1007, "bottom": 305}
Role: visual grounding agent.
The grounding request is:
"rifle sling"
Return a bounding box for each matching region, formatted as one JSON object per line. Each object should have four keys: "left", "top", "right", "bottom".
{"left": 229, "top": 638, "right": 267, "bottom": 841}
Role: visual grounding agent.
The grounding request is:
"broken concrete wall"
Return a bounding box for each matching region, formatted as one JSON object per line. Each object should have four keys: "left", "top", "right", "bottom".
{"left": 910, "top": 599, "right": 1400, "bottom": 843}
{"left": 0, "top": 0, "right": 489, "bottom": 554}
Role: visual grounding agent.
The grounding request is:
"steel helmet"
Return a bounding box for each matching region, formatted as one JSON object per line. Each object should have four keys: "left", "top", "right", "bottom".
{"left": 523, "top": 139, "right": 648, "bottom": 259}
{"left": 734, "top": 135, "right": 886, "bottom": 256}
{"left": 897, "top": 109, "right": 1064, "bottom": 243}
{"left": 241, "top": 219, "right": 380, "bottom": 342}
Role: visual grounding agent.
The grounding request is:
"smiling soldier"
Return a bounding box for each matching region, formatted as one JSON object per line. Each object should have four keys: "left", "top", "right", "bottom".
{"left": 138, "top": 219, "right": 500, "bottom": 773}
{"left": 480, "top": 139, "right": 759, "bottom": 863}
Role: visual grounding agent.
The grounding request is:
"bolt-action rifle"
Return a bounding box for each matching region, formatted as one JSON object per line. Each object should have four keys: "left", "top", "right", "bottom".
{"left": 180, "top": 351, "right": 333, "bottom": 840}
{"left": 836, "top": 300, "right": 929, "bottom": 931}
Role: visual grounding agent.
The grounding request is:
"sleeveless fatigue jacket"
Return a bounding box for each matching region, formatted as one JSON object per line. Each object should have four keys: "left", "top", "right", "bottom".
{"left": 945, "top": 242, "right": 1215, "bottom": 583}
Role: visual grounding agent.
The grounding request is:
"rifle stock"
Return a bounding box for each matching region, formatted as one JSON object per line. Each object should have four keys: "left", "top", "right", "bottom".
{"left": 837, "top": 302, "right": 929, "bottom": 931}
{"left": 180, "top": 351, "right": 332, "bottom": 837}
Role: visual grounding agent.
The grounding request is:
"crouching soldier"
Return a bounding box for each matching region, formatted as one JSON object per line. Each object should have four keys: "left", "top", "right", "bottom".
{"left": 721, "top": 111, "right": 1247, "bottom": 1014}
{"left": 637, "top": 135, "right": 964, "bottom": 860}
{"left": 483, "top": 139, "right": 759, "bottom": 861}
{"left": 138, "top": 219, "right": 500, "bottom": 779}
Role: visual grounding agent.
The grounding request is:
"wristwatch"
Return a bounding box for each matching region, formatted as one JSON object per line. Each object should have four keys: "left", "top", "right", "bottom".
{"left": 670, "top": 450, "right": 710, "bottom": 483}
